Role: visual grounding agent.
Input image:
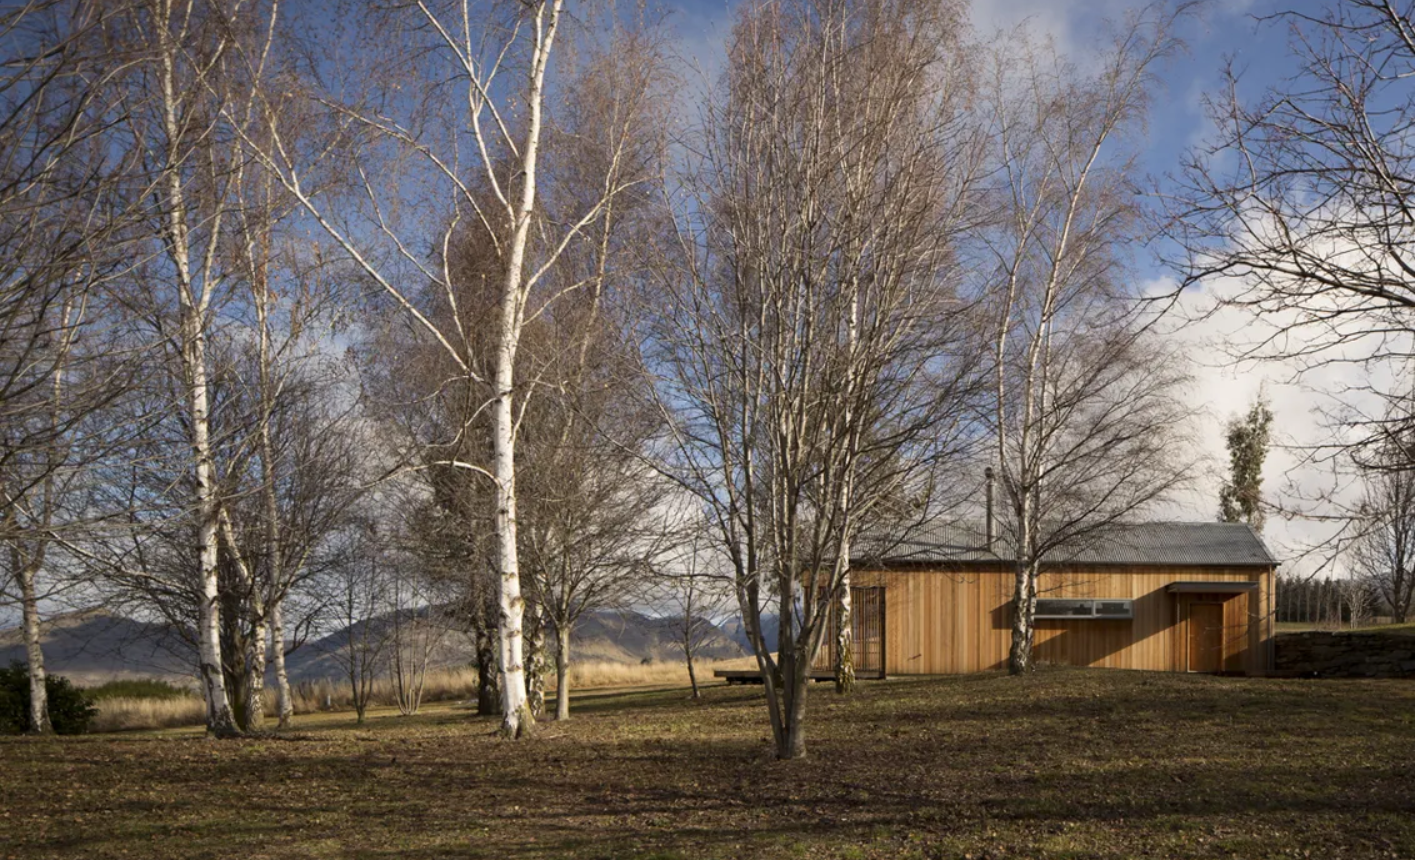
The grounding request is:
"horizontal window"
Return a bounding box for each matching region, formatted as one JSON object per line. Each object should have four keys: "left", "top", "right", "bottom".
{"left": 1034, "top": 598, "right": 1133, "bottom": 620}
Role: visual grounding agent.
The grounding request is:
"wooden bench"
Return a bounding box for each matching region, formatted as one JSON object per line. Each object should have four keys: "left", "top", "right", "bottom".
{"left": 712, "top": 668, "right": 883, "bottom": 685}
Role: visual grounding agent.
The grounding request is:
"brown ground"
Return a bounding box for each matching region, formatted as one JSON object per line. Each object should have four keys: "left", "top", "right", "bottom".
{"left": 0, "top": 668, "right": 1410, "bottom": 859}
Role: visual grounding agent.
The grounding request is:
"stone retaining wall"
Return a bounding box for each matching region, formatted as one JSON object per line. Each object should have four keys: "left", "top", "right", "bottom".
{"left": 1273, "top": 630, "right": 1415, "bottom": 678}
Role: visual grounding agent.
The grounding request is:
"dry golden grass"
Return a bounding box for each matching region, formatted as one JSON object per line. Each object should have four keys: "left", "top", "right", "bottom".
{"left": 89, "top": 659, "right": 753, "bottom": 732}
{"left": 568, "top": 657, "right": 746, "bottom": 689}
{"left": 90, "top": 696, "right": 206, "bottom": 733}
{"left": 286, "top": 666, "right": 480, "bottom": 714}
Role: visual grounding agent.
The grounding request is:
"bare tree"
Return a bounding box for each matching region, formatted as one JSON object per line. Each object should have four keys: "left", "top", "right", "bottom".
{"left": 641, "top": 0, "right": 984, "bottom": 759}
{"left": 0, "top": 0, "right": 146, "bottom": 734}
{"left": 524, "top": 458, "right": 669, "bottom": 721}
{"left": 385, "top": 539, "right": 454, "bottom": 717}
{"left": 242, "top": 0, "right": 672, "bottom": 739}
{"left": 216, "top": 362, "right": 365, "bottom": 732}
{"left": 92, "top": 0, "right": 298, "bottom": 736}
{"left": 1349, "top": 453, "right": 1415, "bottom": 622}
{"left": 1163, "top": 0, "right": 1414, "bottom": 476}
{"left": 321, "top": 521, "right": 394, "bottom": 725}
{"left": 655, "top": 533, "right": 736, "bottom": 699}
{"left": 977, "top": 8, "right": 1197, "bottom": 675}
{"left": 393, "top": 380, "right": 504, "bottom": 717}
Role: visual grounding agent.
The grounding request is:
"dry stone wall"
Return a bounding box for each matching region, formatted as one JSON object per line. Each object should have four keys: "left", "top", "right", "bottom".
{"left": 1273, "top": 630, "right": 1415, "bottom": 678}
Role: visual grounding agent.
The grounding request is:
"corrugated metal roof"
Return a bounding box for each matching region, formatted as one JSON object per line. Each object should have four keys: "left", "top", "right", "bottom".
{"left": 854, "top": 521, "right": 1278, "bottom": 568}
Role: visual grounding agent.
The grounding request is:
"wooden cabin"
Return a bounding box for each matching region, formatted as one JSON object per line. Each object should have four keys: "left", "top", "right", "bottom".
{"left": 817, "top": 522, "right": 1277, "bottom": 677}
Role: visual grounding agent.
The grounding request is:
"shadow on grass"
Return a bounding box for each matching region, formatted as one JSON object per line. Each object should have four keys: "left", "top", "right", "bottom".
{"left": 2, "top": 669, "right": 1409, "bottom": 859}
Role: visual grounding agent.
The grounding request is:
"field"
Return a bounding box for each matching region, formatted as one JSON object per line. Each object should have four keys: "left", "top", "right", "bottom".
{"left": 0, "top": 668, "right": 1410, "bottom": 860}
{"left": 83, "top": 658, "right": 761, "bottom": 732}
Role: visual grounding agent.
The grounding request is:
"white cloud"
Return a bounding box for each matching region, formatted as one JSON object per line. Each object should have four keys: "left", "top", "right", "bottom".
{"left": 1147, "top": 271, "right": 1401, "bottom": 579}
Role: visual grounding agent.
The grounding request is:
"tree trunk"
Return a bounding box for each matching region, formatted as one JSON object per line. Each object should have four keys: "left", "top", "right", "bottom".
{"left": 686, "top": 650, "right": 700, "bottom": 700}
{"left": 834, "top": 573, "right": 855, "bottom": 694}
{"left": 492, "top": 0, "right": 565, "bottom": 741}
{"left": 243, "top": 617, "right": 268, "bottom": 732}
{"left": 254, "top": 270, "right": 280, "bottom": 731}
{"left": 350, "top": 662, "right": 365, "bottom": 724}
{"left": 271, "top": 598, "right": 293, "bottom": 727}
{"left": 524, "top": 601, "right": 546, "bottom": 718}
{"left": 198, "top": 521, "right": 239, "bottom": 737}
{"left": 777, "top": 651, "right": 812, "bottom": 760}
{"left": 493, "top": 317, "right": 531, "bottom": 737}
{"left": 18, "top": 553, "right": 51, "bottom": 734}
{"left": 555, "top": 623, "right": 571, "bottom": 720}
{"left": 157, "top": 10, "right": 236, "bottom": 737}
{"left": 835, "top": 289, "right": 859, "bottom": 696}
{"left": 1009, "top": 559, "right": 1037, "bottom": 675}
{"left": 475, "top": 624, "right": 500, "bottom": 716}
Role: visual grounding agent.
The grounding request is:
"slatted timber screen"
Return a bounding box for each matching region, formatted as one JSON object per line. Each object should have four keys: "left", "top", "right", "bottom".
{"left": 813, "top": 586, "right": 886, "bottom": 677}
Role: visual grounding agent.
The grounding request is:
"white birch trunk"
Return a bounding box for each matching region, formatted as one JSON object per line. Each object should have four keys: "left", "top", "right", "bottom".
{"left": 491, "top": 0, "right": 564, "bottom": 740}
{"left": 1008, "top": 502, "right": 1035, "bottom": 674}
{"left": 834, "top": 566, "right": 854, "bottom": 693}
{"left": 554, "top": 623, "right": 571, "bottom": 721}
{"left": 193, "top": 375, "right": 237, "bottom": 736}
{"left": 244, "top": 617, "right": 268, "bottom": 731}
{"left": 157, "top": 6, "right": 236, "bottom": 735}
{"left": 18, "top": 552, "right": 51, "bottom": 734}
{"left": 250, "top": 246, "right": 277, "bottom": 733}
{"left": 271, "top": 597, "right": 293, "bottom": 727}
{"left": 492, "top": 326, "right": 530, "bottom": 736}
{"left": 834, "top": 288, "right": 860, "bottom": 694}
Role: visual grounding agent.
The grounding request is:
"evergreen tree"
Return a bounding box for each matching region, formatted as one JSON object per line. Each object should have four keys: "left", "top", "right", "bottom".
{"left": 1220, "top": 398, "right": 1273, "bottom": 532}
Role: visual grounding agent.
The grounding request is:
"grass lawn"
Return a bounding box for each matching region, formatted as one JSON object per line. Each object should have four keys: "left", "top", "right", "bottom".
{"left": 1274, "top": 622, "right": 1415, "bottom": 636}
{"left": 0, "top": 669, "right": 1410, "bottom": 860}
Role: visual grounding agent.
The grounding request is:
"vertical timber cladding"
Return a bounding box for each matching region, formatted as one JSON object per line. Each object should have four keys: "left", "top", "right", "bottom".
{"left": 850, "top": 565, "right": 1273, "bottom": 675}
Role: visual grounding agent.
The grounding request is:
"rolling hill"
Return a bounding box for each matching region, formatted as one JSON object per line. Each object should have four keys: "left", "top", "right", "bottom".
{"left": 0, "top": 607, "right": 749, "bottom": 685}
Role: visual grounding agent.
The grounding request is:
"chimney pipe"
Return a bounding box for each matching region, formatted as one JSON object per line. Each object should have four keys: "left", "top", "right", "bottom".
{"left": 984, "top": 467, "right": 996, "bottom": 549}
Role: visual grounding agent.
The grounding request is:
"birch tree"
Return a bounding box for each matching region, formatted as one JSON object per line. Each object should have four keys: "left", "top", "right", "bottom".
{"left": 642, "top": 0, "right": 984, "bottom": 759}
{"left": 93, "top": 0, "right": 295, "bottom": 735}
{"left": 242, "top": 0, "right": 668, "bottom": 738}
{"left": 219, "top": 111, "right": 363, "bottom": 731}
{"left": 0, "top": 0, "right": 144, "bottom": 734}
{"left": 978, "top": 10, "right": 1197, "bottom": 675}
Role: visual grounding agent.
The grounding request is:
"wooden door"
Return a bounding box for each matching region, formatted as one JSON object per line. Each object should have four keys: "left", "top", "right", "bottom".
{"left": 1188, "top": 602, "right": 1225, "bottom": 673}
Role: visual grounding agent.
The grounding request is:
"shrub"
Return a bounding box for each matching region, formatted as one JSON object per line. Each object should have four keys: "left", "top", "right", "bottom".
{"left": 0, "top": 662, "right": 99, "bottom": 735}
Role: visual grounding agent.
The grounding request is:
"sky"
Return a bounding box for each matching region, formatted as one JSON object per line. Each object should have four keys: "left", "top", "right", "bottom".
{"left": 663, "top": 0, "right": 1394, "bottom": 577}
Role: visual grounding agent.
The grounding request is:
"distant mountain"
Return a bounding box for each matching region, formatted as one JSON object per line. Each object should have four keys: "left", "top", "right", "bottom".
{"left": 720, "top": 613, "right": 781, "bottom": 652}
{"left": 0, "top": 610, "right": 195, "bottom": 684}
{"left": 570, "top": 610, "right": 746, "bottom": 663}
{"left": 285, "top": 608, "right": 746, "bottom": 682}
{"left": 0, "top": 607, "right": 747, "bottom": 685}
